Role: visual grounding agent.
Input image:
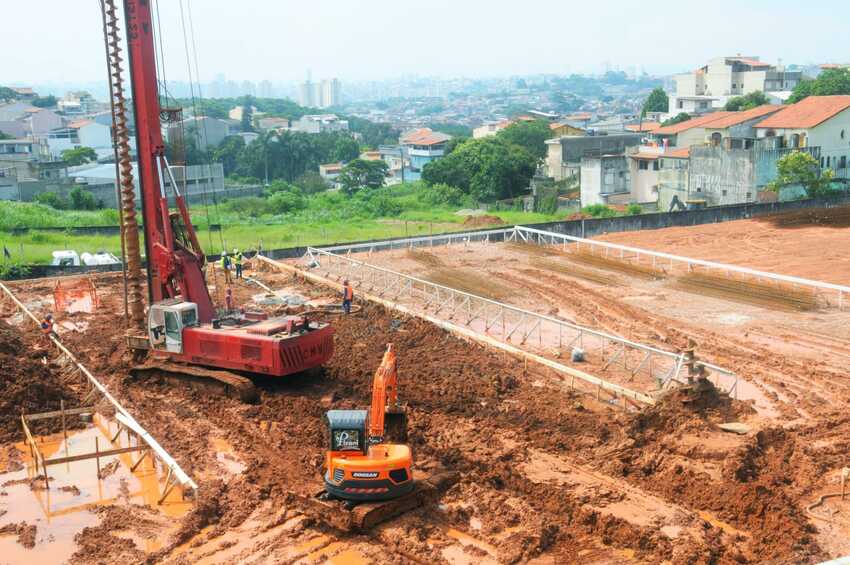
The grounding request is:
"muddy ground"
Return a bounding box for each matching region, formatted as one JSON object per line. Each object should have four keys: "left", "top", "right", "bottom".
{"left": 0, "top": 209, "right": 848, "bottom": 563}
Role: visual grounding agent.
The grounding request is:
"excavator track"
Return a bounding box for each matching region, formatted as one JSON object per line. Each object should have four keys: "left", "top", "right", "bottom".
{"left": 131, "top": 360, "right": 259, "bottom": 403}
{"left": 296, "top": 471, "right": 458, "bottom": 532}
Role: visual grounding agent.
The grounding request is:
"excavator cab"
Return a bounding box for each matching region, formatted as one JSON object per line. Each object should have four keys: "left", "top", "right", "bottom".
{"left": 323, "top": 409, "right": 414, "bottom": 502}
{"left": 148, "top": 300, "right": 199, "bottom": 354}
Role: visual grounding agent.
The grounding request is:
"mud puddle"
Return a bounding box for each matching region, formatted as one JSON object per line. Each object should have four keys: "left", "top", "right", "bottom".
{"left": 0, "top": 414, "right": 191, "bottom": 561}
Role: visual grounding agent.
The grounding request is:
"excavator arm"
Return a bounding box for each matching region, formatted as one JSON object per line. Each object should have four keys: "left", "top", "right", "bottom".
{"left": 368, "top": 344, "right": 398, "bottom": 442}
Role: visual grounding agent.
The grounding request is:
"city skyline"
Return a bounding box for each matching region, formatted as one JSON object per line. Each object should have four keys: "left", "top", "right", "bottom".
{"left": 3, "top": 0, "right": 849, "bottom": 86}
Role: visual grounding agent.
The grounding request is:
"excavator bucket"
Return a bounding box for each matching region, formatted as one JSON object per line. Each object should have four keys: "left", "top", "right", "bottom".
{"left": 384, "top": 408, "right": 407, "bottom": 444}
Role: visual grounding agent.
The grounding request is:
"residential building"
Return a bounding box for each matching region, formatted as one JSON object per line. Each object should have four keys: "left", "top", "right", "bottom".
{"left": 0, "top": 102, "right": 35, "bottom": 122}
{"left": 549, "top": 122, "right": 585, "bottom": 137}
{"left": 650, "top": 106, "right": 782, "bottom": 149}
{"left": 656, "top": 148, "right": 691, "bottom": 210}
{"left": 688, "top": 143, "right": 820, "bottom": 205}
{"left": 318, "top": 163, "right": 344, "bottom": 187}
{"left": 256, "top": 117, "right": 292, "bottom": 132}
{"left": 399, "top": 128, "right": 452, "bottom": 178}
{"left": 45, "top": 120, "right": 112, "bottom": 159}
{"left": 559, "top": 113, "right": 593, "bottom": 129}
{"left": 57, "top": 91, "right": 100, "bottom": 115}
{"left": 625, "top": 122, "right": 661, "bottom": 133}
{"left": 0, "top": 138, "right": 67, "bottom": 181}
{"left": 378, "top": 145, "right": 405, "bottom": 180}
{"left": 627, "top": 147, "right": 663, "bottom": 204}
{"left": 473, "top": 120, "right": 512, "bottom": 138}
{"left": 9, "top": 87, "right": 37, "bottom": 101}
{"left": 293, "top": 114, "right": 349, "bottom": 134}
{"left": 671, "top": 56, "right": 802, "bottom": 111}
{"left": 753, "top": 95, "right": 850, "bottom": 179}
{"left": 545, "top": 132, "right": 642, "bottom": 181}
{"left": 227, "top": 106, "right": 265, "bottom": 123}
{"left": 359, "top": 151, "right": 382, "bottom": 161}
{"left": 169, "top": 116, "right": 238, "bottom": 151}
{"left": 580, "top": 154, "right": 631, "bottom": 206}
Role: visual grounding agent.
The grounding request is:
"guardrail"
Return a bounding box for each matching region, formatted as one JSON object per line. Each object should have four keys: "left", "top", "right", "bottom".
{"left": 0, "top": 281, "right": 198, "bottom": 497}
{"left": 304, "top": 246, "right": 738, "bottom": 400}
{"left": 511, "top": 225, "right": 849, "bottom": 310}
{"left": 318, "top": 226, "right": 514, "bottom": 255}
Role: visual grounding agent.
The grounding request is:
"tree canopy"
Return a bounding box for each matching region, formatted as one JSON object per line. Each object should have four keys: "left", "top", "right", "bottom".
{"left": 788, "top": 68, "right": 850, "bottom": 104}
{"left": 338, "top": 159, "right": 389, "bottom": 195}
{"left": 31, "top": 95, "right": 57, "bottom": 108}
{"left": 61, "top": 147, "right": 97, "bottom": 166}
{"left": 768, "top": 151, "right": 834, "bottom": 198}
{"left": 496, "top": 119, "right": 551, "bottom": 161}
{"left": 421, "top": 137, "right": 537, "bottom": 202}
{"left": 724, "top": 91, "right": 768, "bottom": 111}
{"left": 642, "top": 87, "right": 669, "bottom": 115}
{"left": 661, "top": 112, "right": 691, "bottom": 127}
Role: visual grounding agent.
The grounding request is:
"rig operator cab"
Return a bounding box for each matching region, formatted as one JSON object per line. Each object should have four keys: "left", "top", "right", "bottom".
{"left": 148, "top": 299, "right": 199, "bottom": 354}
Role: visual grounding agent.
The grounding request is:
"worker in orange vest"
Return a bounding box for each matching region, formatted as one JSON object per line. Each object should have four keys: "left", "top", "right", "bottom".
{"left": 40, "top": 314, "right": 55, "bottom": 338}
{"left": 342, "top": 280, "right": 353, "bottom": 314}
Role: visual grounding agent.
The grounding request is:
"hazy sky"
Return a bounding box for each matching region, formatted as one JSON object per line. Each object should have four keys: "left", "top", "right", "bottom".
{"left": 4, "top": 0, "right": 850, "bottom": 85}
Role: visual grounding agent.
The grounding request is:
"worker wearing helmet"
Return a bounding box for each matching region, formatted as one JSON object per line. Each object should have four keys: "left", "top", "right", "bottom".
{"left": 220, "top": 252, "right": 232, "bottom": 285}
{"left": 233, "top": 248, "right": 244, "bottom": 279}
{"left": 40, "top": 314, "right": 55, "bottom": 339}
{"left": 342, "top": 280, "right": 353, "bottom": 314}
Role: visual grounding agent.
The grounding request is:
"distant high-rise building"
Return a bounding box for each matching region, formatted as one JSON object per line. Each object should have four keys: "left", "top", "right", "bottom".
{"left": 299, "top": 77, "right": 341, "bottom": 108}
{"left": 259, "top": 80, "right": 274, "bottom": 98}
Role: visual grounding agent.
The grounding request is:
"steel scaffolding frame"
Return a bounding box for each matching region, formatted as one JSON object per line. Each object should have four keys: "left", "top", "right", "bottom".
{"left": 305, "top": 246, "right": 738, "bottom": 398}
{"left": 513, "top": 225, "right": 849, "bottom": 310}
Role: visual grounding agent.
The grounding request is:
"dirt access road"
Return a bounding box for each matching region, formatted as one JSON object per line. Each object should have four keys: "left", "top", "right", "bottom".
{"left": 1, "top": 210, "right": 848, "bottom": 565}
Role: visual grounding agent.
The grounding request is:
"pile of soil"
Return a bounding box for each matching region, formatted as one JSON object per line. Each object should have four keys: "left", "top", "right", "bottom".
{"left": 462, "top": 214, "right": 503, "bottom": 227}
{"left": 0, "top": 321, "right": 80, "bottom": 443}
{"left": 761, "top": 205, "right": 850, "bottom": 228}
{"left": 0, "top": 522, "right": 36, "bottom": 548}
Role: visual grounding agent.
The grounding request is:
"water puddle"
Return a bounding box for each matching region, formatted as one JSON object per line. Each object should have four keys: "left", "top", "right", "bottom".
{"left": 0, "top": 414, "right": 191, "bottom": 562}
{"left": 210, "top": 437, "right": 246, "bottom": 475}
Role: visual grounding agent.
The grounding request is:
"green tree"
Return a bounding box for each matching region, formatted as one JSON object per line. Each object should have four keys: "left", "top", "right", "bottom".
{"left": 768, "top": 151, "right": 834, "bottom": 198}
{"left": 241, "top": 96, "right": 255, "bottom": 132}
{"left": 661, "top": 112, "right": 691, "bottom": 127}
{"left": 31, "top": 95, "right": 57, "bottom": 108}
{"left": 337, "top": 159, "right": 389, "bottom": 195}
{"left": 725, "top": 91, "right": 769, "bottom": 111}
{"left": 68, "top": 186, "right": 101, "bottom": 210}
{"left": 34, "top": 191, "right": 68, "bottom": 209}
{"left": 294, "top": 171, "right": 330, "bottom": 194}
{"left": 212, "top": 135, "right": 245, "bottom": 176}
{"left": 332, "top": 136, "right": 360, "bottom": 162}
{"left": 0, "top": 132, "right": 11, "bottom": 141}
{"left": 268, "top": 190, "right": 307, "bottom": 214}
{"left": 61, "top": 146, "right": 97, "bottom": 166}
{"left": 788, "top": 68, "right": 850, "bottom": 103}
{"left": 0, "top": 87, "right": 17, "bottom": 102}
{"left": 421, "top": 137, "right": 537, "bottom": 202}
{"left": 626, "top": 203, "right": 643, "bottom": 215}
{"left": 641, "top": 87, "right": 669, "bottom": 115}
{"left": 497, "top": 119, "right": 551, "bottom": 161}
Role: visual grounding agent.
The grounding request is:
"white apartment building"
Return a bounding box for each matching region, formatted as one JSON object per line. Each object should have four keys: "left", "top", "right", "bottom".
{"left": 670, "top": 56, "right": 802, "bottom": 113}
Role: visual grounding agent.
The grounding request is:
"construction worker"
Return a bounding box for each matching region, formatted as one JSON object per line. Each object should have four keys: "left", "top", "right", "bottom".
{"left": 40, "top": 314, "right": 55, "bottom": 339}
{"left": 220, "top": 251, "right": 232, "bottom": 285}
{"left": 233, "top": 248, "right": 243, "bottom": 279}
{"left": 342, "top": 280, "right": 353, "bottom": 315}
{"left": 225, "top": 287, "right": 234, "bottom": 314}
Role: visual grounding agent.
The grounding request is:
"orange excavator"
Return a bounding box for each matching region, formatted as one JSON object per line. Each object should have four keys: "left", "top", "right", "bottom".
{"left": 303, "top": 344, "right": 455, "bottom": 531}
{"left": 323, "top": 344, "right": 413, "bottom": 503}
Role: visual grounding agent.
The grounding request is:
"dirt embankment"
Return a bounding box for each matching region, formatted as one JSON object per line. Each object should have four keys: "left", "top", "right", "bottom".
{"left": 3, "top": 272, "right": 837, "bottom": 563}
{"left": 0, "top": 321, "right": 82, "bottom": 443}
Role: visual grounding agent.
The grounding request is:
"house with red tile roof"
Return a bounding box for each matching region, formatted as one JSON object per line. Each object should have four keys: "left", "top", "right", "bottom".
{"left": 399, "top": 128, "right": 452, "bottom": 178}
{"left": 754, "top": 95, "right": 850, "bottom": 177}
{"left": 652, "top": 105, "right": 783, "bottom": 149}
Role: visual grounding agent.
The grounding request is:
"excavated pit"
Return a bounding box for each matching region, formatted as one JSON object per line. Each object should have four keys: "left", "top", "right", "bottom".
{"left": 2, "top": 208, "right": 850, "bottom": 563}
